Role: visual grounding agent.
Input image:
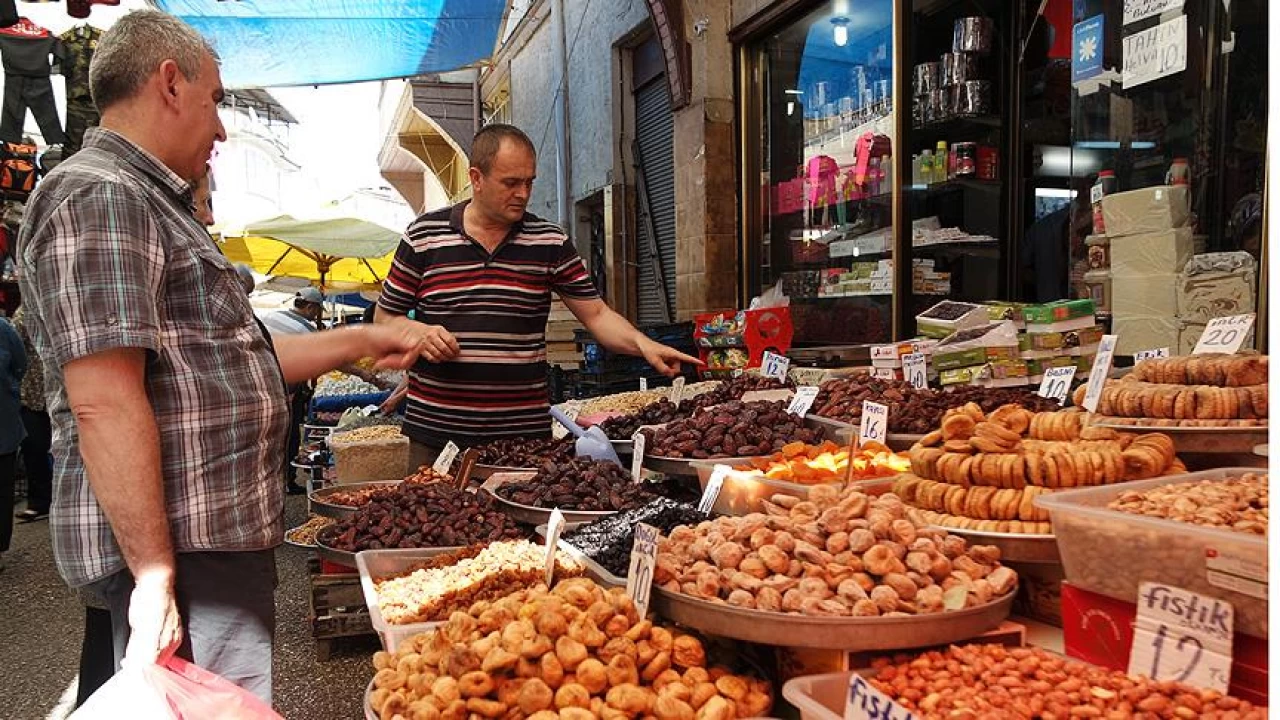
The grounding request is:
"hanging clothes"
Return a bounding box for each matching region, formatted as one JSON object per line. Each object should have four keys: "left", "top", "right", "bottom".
{"left": 66, "top": 0, "right": 119, "bottom": 20}
{"left": 0, "top": 18, "right": 66, "bottom": 144}
{"left": 58, "top": 24, "right": 98, "bottom": 154}
{"left": 0, "top": 2, "right": 16, "bottom": 29}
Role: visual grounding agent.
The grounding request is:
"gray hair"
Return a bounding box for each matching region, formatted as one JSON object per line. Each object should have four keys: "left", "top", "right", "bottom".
{"left": 90, "top": 10, "right": 217, "bottom": 112}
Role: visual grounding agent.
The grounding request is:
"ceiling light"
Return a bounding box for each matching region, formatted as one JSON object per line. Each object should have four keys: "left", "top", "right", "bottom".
{"left": 832, "top": 17, "right": 850, "bottom": 47}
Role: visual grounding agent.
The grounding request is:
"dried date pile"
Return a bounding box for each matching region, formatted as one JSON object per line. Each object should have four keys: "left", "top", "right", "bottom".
{"left": 563, "top": 498, "right": 708, "bottom": 577}
{"left": 645, "top": 400, "right": 823, "bottom": 459}
{"left": 868, "top": 644, "right": 1265, "bottom": 718}
{"left": 497, "top": 458, "right": 655, "bottom": 512}
{"left": 475, "top": 436, "right": 574, "bottom": 467}
{"left": 813, "top": 374, "right": 1060, "bottom": 434}
{"left": 686, "top": 374, "right": 795, "bottom": 411}
{"left": 600, "top": 399, "right": 689, "bottom": 440}
{"left": 323, "top": 483, "right": 525, "bottom": 551}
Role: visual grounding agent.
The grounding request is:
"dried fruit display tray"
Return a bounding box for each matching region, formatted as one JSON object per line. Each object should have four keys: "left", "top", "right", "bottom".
{"left": 647, "top": 586, "right": 1013, "bottom": 649}
{"left": 930, "top": 527, "right": 1060, "bottom": 565}
{"left": 308, "top": 481, "right": 401, "bottom": 520}
{"left": 480, "top": 472, "right": 619, "bottom": 525}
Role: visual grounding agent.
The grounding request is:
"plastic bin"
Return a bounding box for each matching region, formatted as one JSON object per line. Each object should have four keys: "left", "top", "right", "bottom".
{"left": 781, "top": 672, "right": 856, "bottom": 720}
{"left": 355, "top": 547, "right": 462, "bottom": 653}
{"left": 1036, "top": 467, "right": 1268, "bottom": 638}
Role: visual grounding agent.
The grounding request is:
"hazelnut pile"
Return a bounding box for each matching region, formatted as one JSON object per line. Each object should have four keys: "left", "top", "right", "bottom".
{"left": 655, "top": 487, "right": 1016, "bottom": 617}
{"left": 369, "top": 578, "right": 772, "bottom": 720}
{"left": 1108, "top": 474, "right": 1268, "bottom": 536}
{"left": 868, "top": 644, "right": 1265, "bottom": 718}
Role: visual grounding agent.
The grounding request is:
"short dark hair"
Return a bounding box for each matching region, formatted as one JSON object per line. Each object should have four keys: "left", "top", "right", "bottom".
{"left": 470, "top": 123, "right": 535, "bottom": 174}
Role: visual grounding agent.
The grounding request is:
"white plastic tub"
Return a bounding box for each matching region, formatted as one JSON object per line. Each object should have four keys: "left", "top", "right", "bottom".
{"left": 355, "top": 547, "right": 462, "bottom": 653}
{"left": 781, "top": 672, "right": 855, "bottom": 720}
{"left": 1036, "top": 467, "right": 1268, "bottom": 638}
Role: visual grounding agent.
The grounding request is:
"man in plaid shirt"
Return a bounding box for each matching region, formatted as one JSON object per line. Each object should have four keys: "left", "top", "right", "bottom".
{"left": 16, "top": 10, "right": 454, "bottom": 701}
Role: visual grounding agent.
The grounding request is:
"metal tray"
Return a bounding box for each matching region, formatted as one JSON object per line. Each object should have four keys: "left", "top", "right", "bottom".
{"left": 933, "top": 527, "right": 1061, "bottom": 565}
{"left": 643, "top": 454, "right": 757, "bottom": 477}
{"left": 314, "top": 526, "right": 358, "bottom": 568}
{"left": 648, "top": 587, "right": 1014, "bottom": 650}
{"left": 308, "top": 481, "right": 400, "bottom": 520}
{"left": 1093, "top": 423, "right": 1267, "bottom": 454}
{"left": 282, "top": 536, "right": 314, "bottom": 550}
{"left": 472, "top": 463, "right": 537, "bottom": 480}
{"left": 480, "top": 472, "right": 619, "bottom": 525}
{"left": 888, "top": 433, "right": 924, "bottom": 451}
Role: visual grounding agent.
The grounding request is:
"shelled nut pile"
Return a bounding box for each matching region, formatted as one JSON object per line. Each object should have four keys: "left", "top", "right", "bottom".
{"left": 1108, "top": 474, "right": 1268, "bottom": 535}
{"left": 868, "top": 644, "right": 1265, "bottom": 718}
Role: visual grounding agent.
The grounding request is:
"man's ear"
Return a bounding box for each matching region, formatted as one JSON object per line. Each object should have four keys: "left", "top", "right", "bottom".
{"left": 157, "top": 59, "right": 183, "bottom": 108}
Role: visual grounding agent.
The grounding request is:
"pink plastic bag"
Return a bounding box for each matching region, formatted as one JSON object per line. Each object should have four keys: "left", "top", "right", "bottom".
{"left": 71, "top": 656, "right": 283, "bottom": 719}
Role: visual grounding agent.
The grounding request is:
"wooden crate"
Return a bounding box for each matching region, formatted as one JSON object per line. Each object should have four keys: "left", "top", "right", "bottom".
{"left": 308, "top": 557, "right": 375, "bottom": 661}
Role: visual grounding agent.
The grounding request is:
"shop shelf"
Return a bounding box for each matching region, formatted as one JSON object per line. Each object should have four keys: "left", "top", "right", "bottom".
{"left": 1036, "top": 468, "right": 1267, "bottom": 638}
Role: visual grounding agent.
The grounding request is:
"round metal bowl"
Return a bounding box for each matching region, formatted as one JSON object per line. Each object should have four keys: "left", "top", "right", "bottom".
{"left": 648, "top": 587, "right": 1014, "bottom": 650}
{"left": 307, "top": 481, "right": 401, "bottom": 520}
{"left": 481, "top": 485, "right": 618, "bottom": 526}
{"left": 643, "top": 454, "right": 758, "bottom": 477}
{"left": 313, "top": 525, "right": 358, "bottom": 568}
{"left": 1094, "top": 423, "right": 1267, "bottom": 455}
{"left": 472, "top": 463, "right": 538, "bottom": 480}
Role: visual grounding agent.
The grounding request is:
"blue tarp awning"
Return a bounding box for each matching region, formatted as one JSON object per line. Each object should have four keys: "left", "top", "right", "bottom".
{"left": 153, "top": 0, "right": 507, "bottom": 89}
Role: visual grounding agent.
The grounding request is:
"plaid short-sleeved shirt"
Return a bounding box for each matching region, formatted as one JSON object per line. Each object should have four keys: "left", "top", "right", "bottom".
{"left": 16, "top": 128, "right": 290, "bottom": 588}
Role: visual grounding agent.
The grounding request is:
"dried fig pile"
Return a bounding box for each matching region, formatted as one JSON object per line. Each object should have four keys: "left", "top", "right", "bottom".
{"left": 645, "top": 400, "right": 823, "bottom": 459}
{"left": 322, "top": 483, "right": 524, "bottom": 551}
{"left": 369, "top": 578, "right": 772, "bottom": 720}
{"left": 868, "top": 644, "right": 1265, "bottom": 718}
{"left": 476, "top": 437, "right": 575, "bottom": 467}
{"left": 496, "top": 458, "right": 655, "bottom": 512}
{"left": 656, "top": 486, "right": 1017, "bottom": 617}
{"left": 813, "top": 373, "right": 1060, "bottom": 434}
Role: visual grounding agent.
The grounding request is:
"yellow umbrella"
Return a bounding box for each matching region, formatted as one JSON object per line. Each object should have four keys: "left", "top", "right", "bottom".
{"left": 217, "top": 215, "right": 401, "bottom": 291}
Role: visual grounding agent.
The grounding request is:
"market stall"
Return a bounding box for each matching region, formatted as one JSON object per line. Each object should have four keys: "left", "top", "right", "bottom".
{"left": 279, "top": 313, "right": 1268, "bottom": 717}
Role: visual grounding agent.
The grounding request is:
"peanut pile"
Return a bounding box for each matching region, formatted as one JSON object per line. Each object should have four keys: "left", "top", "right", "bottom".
{"left": 868, "top": 644, "right": 1264, "bottom": 719}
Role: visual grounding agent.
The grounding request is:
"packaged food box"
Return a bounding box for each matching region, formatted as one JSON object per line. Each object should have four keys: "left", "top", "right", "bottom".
{"left": 1177, "top": 251, "right": 1258, "bottom": 324}
{"left": 1113, "top": 315, "right": 1178, "bottom": 356}
{"left": 1036, "top": 468, "right": 1268, "bottom": 638}
{"left": 1021, "top": 299, "right": 1097, "bottom": 330}
{"left": 1020, "top": 324, "right": 1104, "bottom": 351}
{"left": 1082, "top": 269, "right": 1112, "bottom": 313}
{"left": 984, "top": 302, "right": 1029, "bottom": 330}
{"left": 1110, "top": 227, "right": 1193, "bottom": 276}
{"left": 1100, "top": 185, "right": 1190, "bottom": 237}
{"left": 933, "top": 345, "right": 1019, "bottom": 371}
{"left": 916, "top": 300, "right": 989, "bottom": 338}
{"left": 1112, "top": 271, "right": 1178, "bottom": 319}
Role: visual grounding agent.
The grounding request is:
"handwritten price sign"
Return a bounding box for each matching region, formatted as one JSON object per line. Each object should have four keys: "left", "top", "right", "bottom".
{"left": 846, "top": 674, "right": 918, "bottom": 720}
{"left": 762, "top": 351, "right": 790, "bottom": 381}
{"left": 1129, "top": 583, "right": 1234, "bottom": 693}
{"left": 1193, "top": 314, "right": 1255, "bottom": 355}
{"left": 625, "top": 523, "right": 660, "bottom": 618}
{"left": 859, "top": 401, "right": 888, "bottom": 446}
{"left": 1038, "top": 366, "right": 1076, "bottom": 403}
{"left": 787, "top": 386, "right": 820, "bottom": 418}
{"left": 902, "top": 353, "right": 928, "bottom": 390}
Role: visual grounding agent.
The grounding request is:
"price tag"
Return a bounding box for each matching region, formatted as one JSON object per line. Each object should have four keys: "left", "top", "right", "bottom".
{"left": 732, "top": 368, "right": 744, "bottom": 378}
{"left": 787, "top": 386, "right": 820, "bottom": 418}
{"left": 762, "top": 351, "right": 790, "bottom": 381}
{"left": 845, "top": 673, "right": 918, "bottom": 720}
{"left": 630, "top": 431, "right": 647, "bottom": 483}
{"left": 1129, "top": 583, "right": 1234, "bottom": 693}
{"left": 859, "top": 401, "right": 888, "bottom": 446}
{"left": 872, "top": 367, "right": 897, "bottom": 380}
{"left": 1037, "top": 365, "right": 1077, "bottom": 403}
{"left": 544, "top": 508, "right": 566, "bottom": 585}
{"left": 1134, "top": 347, "right": 1171, "bottom": 363}
{"left": 1081, "top": 334, "right": 1118, "bottom": 413}
{"left": 625, "top": 523, "right": 660, "bottom": 618}
{"left": 669, "top": 376, "right": 687, "bottom": 407}
{"left": 698, "top": 465, "right": 730, "bottom": 514}
{"left": 902, "top": 353, "right": 928, "bottom": 390}
{"left": 870, "top": 344, "right": 899, "bottom": 362}
{"left": 1090, "top": 183, "right": 1105, "bottom": 204}
{"left": 1193, "top": 314, "right": 1255, "bottom": 355}
{"left": 432, "top": 441, "right": 460, "bottom": 475}
{"left": 454, "top": 448, "right": 480, "bottom": 490}
{"left": 639, "top": 377, "right": 648, "bottom": 391}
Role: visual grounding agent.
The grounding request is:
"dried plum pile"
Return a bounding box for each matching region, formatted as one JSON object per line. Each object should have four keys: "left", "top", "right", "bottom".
{"left": 562, "top": 497, "right": 707, "bottom": 577}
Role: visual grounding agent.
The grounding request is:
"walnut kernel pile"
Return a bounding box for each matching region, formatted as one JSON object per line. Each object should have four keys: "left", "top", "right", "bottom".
{"left": 1108, "top": 474, "right": 1268, "bottom": 536}
{"left": 369, "top": 578, "right": 772, "bottom": 720}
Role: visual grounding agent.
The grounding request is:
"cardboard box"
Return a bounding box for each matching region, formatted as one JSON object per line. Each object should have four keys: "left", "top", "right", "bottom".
{"left": 1110, "top": 227, "right": 1193, "bottom": 275}
{"left": 934, "top": 345, "right": 1019, "bottom": 371}
{"left": 1177, "top": 252, "right": 1258, "bottom": 324}
{"left": 1021, "top": 299, "right": 1097, "bottom": 326}
{"left": 1112, "top": 314, "right": 1179, "bottom": 356}
{"left": 1061, "top": 583, "right": 1268, "bottom": 706}
{"left": 1101, "top": 185, "right": 1190, "bottom": 236}
{"left": 1111, "top": 271, "right": 1179, "bottom": 319}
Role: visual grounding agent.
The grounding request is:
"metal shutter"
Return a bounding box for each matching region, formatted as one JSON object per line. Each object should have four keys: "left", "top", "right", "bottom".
{"left": 634, "top": 77, "right": 676, "bottom": 325}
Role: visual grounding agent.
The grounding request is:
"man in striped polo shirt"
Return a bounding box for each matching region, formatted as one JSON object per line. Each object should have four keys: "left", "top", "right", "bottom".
{"left": 377, "top": 124, "right": 698, "bottom": 465}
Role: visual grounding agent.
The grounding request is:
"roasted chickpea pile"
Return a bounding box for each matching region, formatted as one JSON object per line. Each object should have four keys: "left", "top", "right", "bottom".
{"left": 655, "top": 487, "right": 1016, "bottom": 617}
{"left": 869, "top": 644, "right": 1265, "bottom": 719}
{"left": 369, "top": 578, "right": 772, "bottom": 720}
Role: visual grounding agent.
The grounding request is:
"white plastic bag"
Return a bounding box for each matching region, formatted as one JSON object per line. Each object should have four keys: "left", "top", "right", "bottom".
{"left": 70, "top": 657, "right": 283, "bottom": 720}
